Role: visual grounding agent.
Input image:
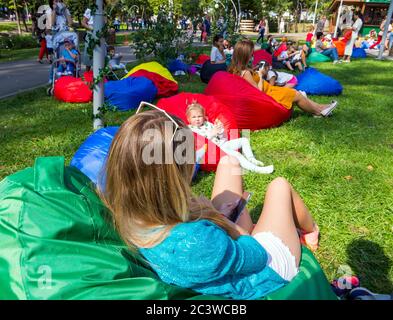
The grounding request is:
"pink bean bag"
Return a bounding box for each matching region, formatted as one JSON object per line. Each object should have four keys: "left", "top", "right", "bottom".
{"left": 204, "top": 71, "right": 292, "bottom": 130}
{"left": 252, "top": 49, "right": 273, "bottom": 67}
{"left": 156, "top": 92, "right": 238, "bottom": 172}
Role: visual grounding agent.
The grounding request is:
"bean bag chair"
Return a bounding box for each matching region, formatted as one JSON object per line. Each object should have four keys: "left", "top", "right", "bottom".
{"left": 0, "top": 156, "right": 338, "bottom": 300}
{"left": 351, "top": 47, "right": 367, "bottom": 59}
{"left": 307, "top": 50, "right": 332, "bottom": 64}
{"left": 104, "top": 76, "right": 157, "bottom": 111}
{"left": 123, "top": 61, "right": 177, "bottom": 84}
{"left": 200, "top": 60, "right": 227, "bottom": 84}
{"left": 195, "top": 54, "right": 210, "bottom": 65}
{"left": 204, "top": 71, "right": 292, "bottom": 130}
{"left": 168, "top": 59, "right": 189, "bottom": 73}
{"left": 70, "top": 126, "right": 118, "bottom": 189}
{"left": 295, "top": 67, "right": 343, "bottom": 96}
{"left": 252, "top": 49, "right": 273, "bottom": 67}
{"left": 71, "top": 127, "right": 200, "bottom": 187}
{"left": 333, "top": 40, "right": 347, "bottom": 56}
{"left": 157, "top": 92, "right": 238, "bottom": 172}
{"left": 54, "top": 75, "right": 92, "bottom": 103}
{"left": 130, "top": 69, "right": 178, "bottom": 97}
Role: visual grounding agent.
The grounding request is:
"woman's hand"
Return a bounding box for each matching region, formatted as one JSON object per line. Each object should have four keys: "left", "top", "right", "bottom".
{"left": 217, "top": 201, "right": 239, "bottom": 217}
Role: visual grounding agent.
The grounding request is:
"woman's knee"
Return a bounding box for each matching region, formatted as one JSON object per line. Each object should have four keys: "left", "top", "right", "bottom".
{"left": 268, "top": 177, "right": 291, "bottom": 191}
{"left": 219, "top": 155, "right": 240, "bottom": 166}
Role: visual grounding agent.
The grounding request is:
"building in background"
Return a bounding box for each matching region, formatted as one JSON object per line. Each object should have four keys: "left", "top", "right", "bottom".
{"left": 329, "top": 0, "right": 390, "bottom": 36}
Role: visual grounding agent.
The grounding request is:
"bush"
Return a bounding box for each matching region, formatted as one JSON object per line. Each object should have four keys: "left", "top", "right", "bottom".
{"left": 0, "top": 34, "right": 38, "bottom": 50}
{"left": 130, "top": 9, "right": 193, "bottom": 66}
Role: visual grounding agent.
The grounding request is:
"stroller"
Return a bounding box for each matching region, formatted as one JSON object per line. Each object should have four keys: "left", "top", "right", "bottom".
{"left": 47, "top": 31, "right": 81, "bottom": 96}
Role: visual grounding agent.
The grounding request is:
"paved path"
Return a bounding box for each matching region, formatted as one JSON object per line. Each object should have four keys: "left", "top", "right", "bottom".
{"left": 0, "top": 45, "right": 136, "bottom": 100}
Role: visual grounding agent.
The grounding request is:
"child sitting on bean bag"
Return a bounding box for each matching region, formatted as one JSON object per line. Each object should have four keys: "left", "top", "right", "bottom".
{"left": 186, "top": 101, "right": 273, "bottom": 174}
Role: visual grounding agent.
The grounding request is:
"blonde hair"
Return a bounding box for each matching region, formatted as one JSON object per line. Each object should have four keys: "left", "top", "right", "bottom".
{"left": 228, "top": 39, "right": 254, "bottom": 76}
{"left": 186, "top": 100, "right": 205, "bottom": 119}
{"left": 99, "top": 110, "right": 240, "bottom": 249}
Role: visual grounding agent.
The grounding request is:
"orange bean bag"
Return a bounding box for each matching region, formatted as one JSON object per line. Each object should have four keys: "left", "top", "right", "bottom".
{"left": 156, "top": 92, "right": 239, "bottom": 172}
{"left": 204, "top": 71, "right": 292, "bottom": 130}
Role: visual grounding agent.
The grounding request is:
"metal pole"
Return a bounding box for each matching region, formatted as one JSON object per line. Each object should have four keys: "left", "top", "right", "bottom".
{"left": 93, "top": 0, "right": 104, "bottom": 130}
{"left": 312, "top": 0, "right": 319, "bottom": 26}
{"left": 377, "top": 0, "right": 393, "bottom": 59}
{"left": 334, "top": 0, "right": 344, "bottom": 38}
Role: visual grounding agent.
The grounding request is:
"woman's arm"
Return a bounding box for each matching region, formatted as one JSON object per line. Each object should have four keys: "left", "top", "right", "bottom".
{"left": 242, "top": 70, "right": 263, "bottom": 91}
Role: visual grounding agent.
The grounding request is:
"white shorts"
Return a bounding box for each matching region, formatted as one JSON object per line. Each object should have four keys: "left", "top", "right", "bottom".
{"left": 253, "top": 232, "right": 299, "bottom": 281}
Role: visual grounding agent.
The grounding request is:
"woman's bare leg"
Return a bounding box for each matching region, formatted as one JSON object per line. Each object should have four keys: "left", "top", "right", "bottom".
{"left": 251, "top": 177, "right": 315, "bottom": 266}
{"left": 284, "top": 83, "right": 296, "bottom": 88}
{"left": 293, "top": 91, "right": 330, "bottom": 115}
{"left": 211, "top": 155, "right": 254, "bottom": 233}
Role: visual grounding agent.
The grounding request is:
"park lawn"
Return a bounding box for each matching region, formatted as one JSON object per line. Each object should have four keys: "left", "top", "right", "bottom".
{"left": 0, "top": 58, "right": 392, "bottom": 294}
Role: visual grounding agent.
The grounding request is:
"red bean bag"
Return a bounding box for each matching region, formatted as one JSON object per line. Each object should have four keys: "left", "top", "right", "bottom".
{"left": 131, "top": 69, "right": 178, "bottom": 97}
{"left": 252, "top": 49, "right": 273, "bottom": 67}
{"left": 157, "top": 92, "right": 238, "bottom": 172}
{"left": 54, "top": 75, "right": 92, "bottom": 103}
{"left": 195, "top": 54, "right": 210, "bottom": 65}
{"left": 204, "top": 71, "right": 292, "bottom": 130}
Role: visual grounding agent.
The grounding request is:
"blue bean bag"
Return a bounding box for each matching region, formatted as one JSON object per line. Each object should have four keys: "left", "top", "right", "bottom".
{"left": 351, "top": 48, "right": 367, "bottom": 59}
{"left": 71, "top": 127, "right": 200, "bottom": 189}
{"left": 168, "top": 59, "right": 189, "bottom": 73}
{"left": 295, "top": 67, "right": 343, "bottom": 96}
{"left": 104, "top": 76, "right": 157, "bottom": 111}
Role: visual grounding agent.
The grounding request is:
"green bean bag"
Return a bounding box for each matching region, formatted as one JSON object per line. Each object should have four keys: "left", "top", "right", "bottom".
{"left": 307, "top": 49, "right": 332, "bottom": 64}
{"left": 0, "top": 157, "right": 337, "bottom": 300}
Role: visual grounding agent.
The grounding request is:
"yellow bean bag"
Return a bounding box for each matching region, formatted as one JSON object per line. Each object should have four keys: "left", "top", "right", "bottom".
{"left": 123, "top": 61, "right": 177, "bottom": 84}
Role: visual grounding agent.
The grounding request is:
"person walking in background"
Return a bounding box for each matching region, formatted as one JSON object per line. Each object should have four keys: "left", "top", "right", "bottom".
{"left": 256, "top": 18, "right": 266, "bottom": 44}
{"left": 343, "top": 11, "right": 363, "bottom": 63}
{"left": 37, "top": 29, "right": 48, "bottom": 64}
{"left": 315, "top": 15, "right": 326, "bottom": 34}
{"left": 81, "top": 7, "right": 94, "bottom": 72}
{"left": 279, "top": 18, "right": 285, "bottom": 34}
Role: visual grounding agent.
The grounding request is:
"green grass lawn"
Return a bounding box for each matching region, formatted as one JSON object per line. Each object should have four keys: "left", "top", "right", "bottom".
{"left": 0, "top": 57, "right": 392, "bottom": 294}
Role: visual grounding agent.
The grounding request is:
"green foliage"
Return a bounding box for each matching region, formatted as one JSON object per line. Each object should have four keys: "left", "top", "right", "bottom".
{"left": 130, "top": 8, "right": 193, "bottom": 66}
{"left": 0, "top": 34, "right": 38, "bottom": 49}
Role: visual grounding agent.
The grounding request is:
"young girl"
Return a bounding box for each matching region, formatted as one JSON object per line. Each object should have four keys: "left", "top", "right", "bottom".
{"left": 258, "top": 60, "right": 298, "bottom": 88}
{"left": 210, "top": 34, "right": 226, "bottom": 64}
{"left": 99, "top": 110, "right": 320, "bottom": 300}
{"left": 186, "top": 102, "right": 273, "bottom": 174}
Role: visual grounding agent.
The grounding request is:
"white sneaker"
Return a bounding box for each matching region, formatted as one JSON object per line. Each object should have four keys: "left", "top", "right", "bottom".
{"left": 249, "top": 158, "right": 264, "bottom": 166}
{"left": 333, "top": 60, "right": 339, "bottom": 64}
{"left": 255, "top": 165, "right": 274, "bottom": 174}
{"left": 321, "top": 100, "right": 338, "bottom": 117}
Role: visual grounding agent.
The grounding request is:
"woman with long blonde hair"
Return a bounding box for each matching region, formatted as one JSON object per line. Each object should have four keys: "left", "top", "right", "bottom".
{"left": 100, "top": 110, "right": 320, "bottom": 299}
{"left": 228, "top": 39, "right": 338, "bottom": 117}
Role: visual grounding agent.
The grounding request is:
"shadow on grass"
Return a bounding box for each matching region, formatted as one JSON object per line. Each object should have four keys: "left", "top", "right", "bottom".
{"left": 346, "top": 239, "right": 393, "bottom": 294}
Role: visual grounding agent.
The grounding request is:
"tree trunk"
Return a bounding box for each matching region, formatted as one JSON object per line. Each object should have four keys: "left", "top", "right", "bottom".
{"left": 13, "top": 0, "right": 22, "bottom": 35}
{"left": 21, "top": 10, "right": 28, "bottom": 32}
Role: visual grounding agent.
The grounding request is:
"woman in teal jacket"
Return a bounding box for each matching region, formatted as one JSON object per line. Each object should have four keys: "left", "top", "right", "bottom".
{"left": 99, "top": 110, "right": 320, "bottom": 299}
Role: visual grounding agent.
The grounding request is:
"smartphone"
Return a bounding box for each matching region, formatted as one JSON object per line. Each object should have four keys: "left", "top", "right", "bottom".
{"left": 227, "top": 192, "right": 252, "bottom": 223}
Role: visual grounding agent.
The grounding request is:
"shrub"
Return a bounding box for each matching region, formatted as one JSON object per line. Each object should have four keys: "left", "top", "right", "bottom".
{"left": 0, "top": 34, "right": 38, "bottom": 50}
{"left": 130, "top": 9, "right": 193, "bottom": 66}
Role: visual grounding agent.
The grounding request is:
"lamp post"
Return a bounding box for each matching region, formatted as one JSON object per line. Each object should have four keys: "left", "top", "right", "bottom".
{"left": 312, "top": 0, "right": 319, "bottom": 26}
{"left": 334, "top": 0, "right": 344, "bottom": 38}
{"left": 93, "top": 0, "right": 105, "bottom": 130}
{"left": 377, "top": 0, "right": 393, "bottom": 59}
